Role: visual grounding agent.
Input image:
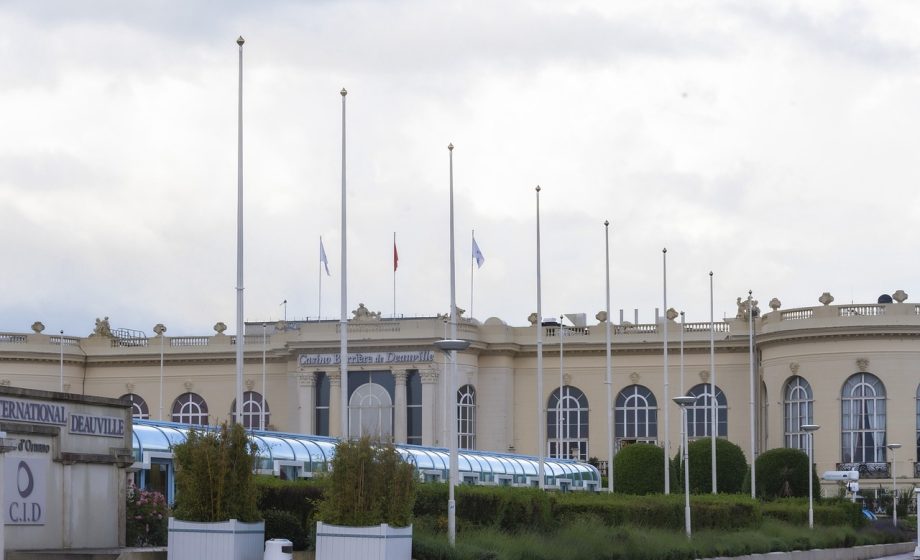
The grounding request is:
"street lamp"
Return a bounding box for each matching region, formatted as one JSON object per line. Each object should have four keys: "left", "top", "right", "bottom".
{"left": 801, "top": 424, "right": 820, "bottom": 529}
{"left": 887, "top": 442, "right": 902, "bottom": 527}
{"left": 434, "top": 338, "right": 471, "bottom": 547}
{"left": 674, "top": 395, "right": 696, "bottom": 538}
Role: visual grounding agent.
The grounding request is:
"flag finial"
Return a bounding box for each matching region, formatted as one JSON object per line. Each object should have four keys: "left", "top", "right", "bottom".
{"left": 340, "top": 88, "right": 347, "bottom": 96}
{"left": 237, "top": 36, "right": 244, "bottom": 46}
{"left": 448, "top": 143, "right": 454, "bottom": 151}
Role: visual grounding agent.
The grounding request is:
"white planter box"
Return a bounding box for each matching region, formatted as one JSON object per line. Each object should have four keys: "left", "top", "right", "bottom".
{"left": 315, "top": 521, "right": 412, "bottom": 560}
{"left": 167, "top": 518, "right": 265, "bottom": 560}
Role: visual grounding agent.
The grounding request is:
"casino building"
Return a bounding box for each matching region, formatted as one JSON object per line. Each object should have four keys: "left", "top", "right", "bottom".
{"left": 1, "top": 290, "right": 919, "bottom": 497}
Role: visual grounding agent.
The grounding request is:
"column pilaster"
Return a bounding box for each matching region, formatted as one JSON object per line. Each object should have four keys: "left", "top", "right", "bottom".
{"left": 393, "top": 370, "right": 408, "bottom": 444}
{"left": 328, "top": 371, "right": 342, "bottom": 438}
{"left": 420, "top": 367, "right": 439, "bottom": 446}
{"left": 298, "top": 372, "right": 316, "bottom": 435}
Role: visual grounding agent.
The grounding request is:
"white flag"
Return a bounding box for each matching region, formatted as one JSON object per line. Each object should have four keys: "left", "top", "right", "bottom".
{"left": 472, "top": 236, "right": 485, "bottom": 269}
{"left": 320, "top": 238, "right": 330, "bottom": 276}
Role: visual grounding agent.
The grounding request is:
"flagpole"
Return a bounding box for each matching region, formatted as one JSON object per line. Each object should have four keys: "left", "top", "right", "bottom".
{"left": 447, "top": 143, "right": 460, "bottom": 547}
{"left": 234, "top": 36, "right": 245, "bottom": 426}
{"left": 318, "top": 237, "right": 323, "bottom": 320}
{"left": 339, "top": 88, "right": 348, "bottom": 439}
{"left": 393, "top": 232, "right": 397, "bottom": 318}
{"left": 604, "top": 220, "right": 613, "bottom": 492}
{"left": 662, "top": 248, "right": 669, "bottom": 494}
{"left": 748, "top": 290, "right": 756, "bottom": 499}
{"left": 470, "top": 230, "right": 475, "bottom": 321}
{"left": 536, "top": 185, "right": 545, "bottom": 489}
{"left": 558, "top": 314, "right": 564, "bottom": 459}
{"left": 710, "top": 271, "right": 717, "bottom": 493}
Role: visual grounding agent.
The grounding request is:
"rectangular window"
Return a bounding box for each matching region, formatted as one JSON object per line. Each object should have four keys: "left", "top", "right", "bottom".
{"left": 315, "top": 372, "right": 330, "bottom": 436}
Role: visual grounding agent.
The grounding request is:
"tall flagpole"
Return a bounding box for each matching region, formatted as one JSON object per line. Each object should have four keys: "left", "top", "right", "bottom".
{"left": 679, "top": 311, "right": 685, "bottom": 394}
{"left": 748, "top": 290, "right": 756, "bottom": 498}
{"left": 234, "top": 36, "right": 245, "bottom": 426}
{"left": 470, "top": 230, "right": 475, "bottom": 320}
{"left": 662, "top": 248, "right": 669, "bottom": 494}
{"left": 558, "top": 314, "right": 565, "bottom": 458}
{"left": 318, "top": 237, "right": 323, "bottom": 320}
{"left": 445, "top": 143, "right": 466, "bottom": 547}
{"left": 535, "top": 185, "right": 545, "bottom": 489}
{"left": 339, "top": 88, "right": 349, "bottom": 438}
{"left": 393, "top": 232, "right": 397, "bottom": 318}
{"left": 604, "top": 220, "right": 614, "bottom": 492}
{"left": 710, "top": 271, "right": 717, "bottom": 493}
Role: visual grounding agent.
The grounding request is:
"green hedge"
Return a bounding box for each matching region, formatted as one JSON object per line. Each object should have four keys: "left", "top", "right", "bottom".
{"left": 747, "top": 447, "right": 820, "bottom": 500}
{"left": 552, "top": 492, "right": 761, "bottom": 531}
{"left": 762, "top": 498, "right": 866, "bottom": 528}
{"left": 684, "top": 437, "right": 748, "bottom": 494}
{"left": 254, "top": 476, "right": 325, "bottom": 525}
{"left": 414, "top": 484, "right": 554, "bottom": 533}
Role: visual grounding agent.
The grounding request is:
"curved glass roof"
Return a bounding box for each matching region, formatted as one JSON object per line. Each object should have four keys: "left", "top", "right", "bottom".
{"left": 132, "top": 420, "right": 600, "bottom": 487}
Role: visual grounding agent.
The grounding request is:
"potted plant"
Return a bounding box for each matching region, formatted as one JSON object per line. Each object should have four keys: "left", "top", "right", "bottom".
{"left": 167, "top": 422, "right": 265, "bottom": 560}
{"left": 314, "top": 436, "right": 416, "bottom": 560}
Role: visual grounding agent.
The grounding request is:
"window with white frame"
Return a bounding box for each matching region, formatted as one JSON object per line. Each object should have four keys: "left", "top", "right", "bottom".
{"left": 615, "top": 384, "right": 657, "bottom": 446}
{"left": 121, "top": 393, "right": 149, "bottom": 419}
{"left": 841, "top": 372, "right": 886, "bottom": 463}
{"left": 171, "top": 392, "right": 209, "bottom": 425}
{"left": 546, "top": 385, "right": 589, "bottom": 460}
{"left": 231, "top": 391, "right": 270, "bottom": 430}
{"left": 457, "top": 384, "right": 476, "bottom": 450}
{"left": 348, "top": 382, "right": 394, "bottom": 440}
{"left": 783, "top": 376, "right": 813, "bottom": 450}
{"left": 686, "top": 383, "right": 727, "bottom": 438}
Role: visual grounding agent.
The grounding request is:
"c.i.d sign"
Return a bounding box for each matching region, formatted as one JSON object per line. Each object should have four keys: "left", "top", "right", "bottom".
{"left": 5, "top": 457, "right": 46, "bottom": 525}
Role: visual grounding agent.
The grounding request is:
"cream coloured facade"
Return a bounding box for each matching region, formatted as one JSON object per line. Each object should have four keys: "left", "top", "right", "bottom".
{"left": 1, "top": 294, "right": 919, "bottom": 495}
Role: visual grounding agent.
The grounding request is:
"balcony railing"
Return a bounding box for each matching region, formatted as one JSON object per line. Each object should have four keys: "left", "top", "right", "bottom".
{"left": 836, "top": 462, "right": 889, "bottom": 479}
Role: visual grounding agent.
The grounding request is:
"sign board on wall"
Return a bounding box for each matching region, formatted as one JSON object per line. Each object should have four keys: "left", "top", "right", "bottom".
{"left": 299, "top": 350, "right": 434, "bottom": 368}
{"left": 5, "top": 457, "right": 47, "bottom": 525}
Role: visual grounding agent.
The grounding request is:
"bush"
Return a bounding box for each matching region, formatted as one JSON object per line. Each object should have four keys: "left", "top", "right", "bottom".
{"left": 125, "top": 482, "right": 169, "bottom": 546}
{"left": 263, "top": 508, "right": 309, "bottom": 550}
{"left": 172, "top": 422, "right": 260, "bottom": 522}
{"left": 414, "top": 483, "right": 553, "bottom": 533}
{"left": 685, "top": 437, "right": 748, "bottom": 494}
{"left": 315, "top": 437, "right": 416, "bottom": 527}
{"left": 613, "top": 443, "right": 667, "bottom": 495}
{"left": 254, "top": 476, "right": 325, "bottom": 527}
{"left": 751, "top": 447, "right": 817, "bottom": 500}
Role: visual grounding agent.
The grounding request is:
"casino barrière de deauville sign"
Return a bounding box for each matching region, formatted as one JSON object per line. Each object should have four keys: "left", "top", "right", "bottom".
{"left": 299, "top": 350, "right": 434, "bottom": 368}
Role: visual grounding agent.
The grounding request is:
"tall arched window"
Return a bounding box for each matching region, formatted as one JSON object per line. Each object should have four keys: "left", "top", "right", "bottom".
{"left": 349, "top": 382, "right": 394, "bottom": 440}
{"left": 171, "top": 392, "right": 209, "bottom": 425}
{"left": 231, "top": 391, "right": 270, "bottom": 430}
{"left": 457, "top": 384, "right": 476, "bottom": 450}
{"left": 841, "top": 373, "right": 886, "bottom": 463}
{"left": 686, "top": 383, "right": 727, "bottom": 438}
{"left": 121, "top": 393, "right": 149, "bottom": 419}
{"left": 546, "top": 385, "right": 589, "bottom": 460}
{"left": 783, "top": 376, "right": 813, "bottom": 450}
{"left": 615, "top": 384, "right": 657, "bottom": 446}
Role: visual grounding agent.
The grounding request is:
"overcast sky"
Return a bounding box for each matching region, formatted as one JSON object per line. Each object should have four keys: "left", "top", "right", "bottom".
{"left": 2, "top": 0, "right": 920, "bottom": 337}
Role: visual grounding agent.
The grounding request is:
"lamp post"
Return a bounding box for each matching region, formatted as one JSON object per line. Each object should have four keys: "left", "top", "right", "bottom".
{"left": 801, "top": 424, "right": 820, "bottom": 529}
{"left": 674, "top": 396, "right": 695, "bottom": 538}
{"left": 887, "top": 442, "right": 901, "bottom": 527}
{"left": 434, "top": 338, "right": 470, "bottom": 547}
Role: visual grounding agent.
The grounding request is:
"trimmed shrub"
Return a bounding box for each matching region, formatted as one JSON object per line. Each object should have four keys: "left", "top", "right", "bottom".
{"left": 254, "top": 476, "right": 325, "bottom": 550}
{"left": 751, "top": 447, "right": 818, "bottom": 500}
{"left": 686, "top": 437, "right": 748, "bottom": 494}
{"left": 315, "top": 436, "right": 416, "bottom": 527}
{"left": 172, "top": 422, "right": 260, "bottom": 522}
{"left": 263, "top": 508, "right": 309, "bottom": 550}
{"left": 762, "top": 498, "right": 866, "bottom": 528}
{"left": 414, "top": 484, "right": 553, "bottom": 533}
{"left": 613, "top": 443, "right": 666, "bottom": 495}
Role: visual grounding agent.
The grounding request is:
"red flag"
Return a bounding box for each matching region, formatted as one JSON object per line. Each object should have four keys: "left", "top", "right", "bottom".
{"left": 394, "top": 241, "right": 399, "bottom": 271}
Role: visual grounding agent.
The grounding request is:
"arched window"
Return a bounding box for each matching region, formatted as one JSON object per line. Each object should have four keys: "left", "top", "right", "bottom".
{"left": 171, "top": 392, "right": 209, "bottom": 426}
{"left": 231, "top": 391, "right": 270, "bottom": 430}
{"left": 783, "top": 376, "right": 813, "bottom": 450}
{"left": 121, "top": 393, "right": 149, "bottom": 420}
{"left": 457, "top": 384, "right": 476, "bottom": 450}
{"left": 686, "top": 383, "right": 727, "bottom": 438}
{"left": 841, "top": 373, "right": 886, "bottom": 463}
{"left": 615, "top": 384, "right": 657, "bottom": 446}
{"left": 349, "top": 382, "right": 393, "bottom": 440}
{"left": 546, "top": 385, "right": 589, "bottom": 460}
